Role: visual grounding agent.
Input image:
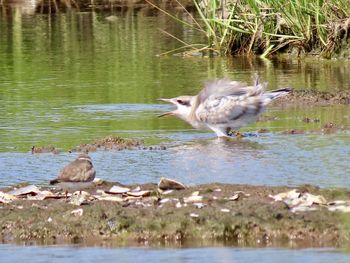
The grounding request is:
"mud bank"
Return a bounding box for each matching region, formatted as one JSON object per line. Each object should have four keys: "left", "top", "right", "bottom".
{"left": 274, "top": 89, "right": 350, "bottom": 107}
{"left": 1, "top": 182, "right": 350, "bottom": 247}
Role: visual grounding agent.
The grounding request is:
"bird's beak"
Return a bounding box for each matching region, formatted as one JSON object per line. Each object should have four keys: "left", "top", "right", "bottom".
{"left": 158, "top": 98, "right": 176, "bottom": 117}
{"left": 158, "top": 111, "right": 175, "bottom": 117}
{"left": 158, "top": 98, "right": 174, "bottom": 104}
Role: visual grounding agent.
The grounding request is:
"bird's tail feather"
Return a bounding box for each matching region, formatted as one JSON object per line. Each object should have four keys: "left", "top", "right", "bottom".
{"left": 265, "top": 87, "right": 292, "bottom": 100}
{"left": 49, "top": 179, "right": 59, "bottom": 185}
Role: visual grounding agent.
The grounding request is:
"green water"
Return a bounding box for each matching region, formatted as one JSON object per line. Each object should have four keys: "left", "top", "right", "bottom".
{"left": 1, "top": 8, "right": 350, "bottom": 152}
{"left": 0, "top": 6, "right": 349, "bottom": 188}
{"left": 1, "top": 3, "right": 350, "bottom": 259}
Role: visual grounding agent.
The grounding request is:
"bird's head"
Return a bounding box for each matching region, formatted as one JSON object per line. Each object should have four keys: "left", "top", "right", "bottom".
{"left": 76, "top": 153, "right": 92, "bottom": 162}
{"left": 158, "top": 96, "right": 194, "bottom": 120}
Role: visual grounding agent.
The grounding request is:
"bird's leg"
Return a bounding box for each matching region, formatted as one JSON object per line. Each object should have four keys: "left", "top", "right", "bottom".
{"left": 209, "top": 126, "right": 230, "bottom": 137}
{"left": 226, "top": 128, "right": 243, "bottom": 138}
{"left": 65, "top": 190, "right": 68, "bottom": 200}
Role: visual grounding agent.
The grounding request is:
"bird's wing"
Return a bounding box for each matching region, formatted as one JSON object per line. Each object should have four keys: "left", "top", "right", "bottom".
{"left": 58, "top": 160, "right": 96, "bottom": 182}
{"left": 196, "top": 94, "right": 264, "bottom": 125}
{"left": 197, "top": 79, "right": 266, "bottom": 104}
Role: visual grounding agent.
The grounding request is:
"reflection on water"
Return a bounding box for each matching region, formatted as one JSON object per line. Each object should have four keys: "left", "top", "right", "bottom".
{"left": 0, "top": 1, "right": 350, "bottom": 257}
{"left": 1, "top": 126, "right": 349, "bottom": 188}
{"left": 0, "top": 6, "right": 349, "bottom": 188}
{"left": 0, "top": 245, "right": 350, "bottom": 263}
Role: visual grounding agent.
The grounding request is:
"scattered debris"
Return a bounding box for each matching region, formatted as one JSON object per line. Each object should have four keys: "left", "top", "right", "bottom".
{"left": 127, "top": 190, "right": 151, "bottom": 197}
{"left": 191, "top": 191, "right": 200, "bottom": 196}
{"left": 257, "top": 115, "right": 278, "bottom": 122}
{"left": 184, "top": 195, "right": 203, "bottom": 203}
{"left": 71, "top": 208, "right": 84, "bottom": 217}
{"left": 302, "top": 117, "right": 320, "bottom": 123}
{"left": 27, "top": 190, "right": 63, "bottom": 201}
{"left": 282, "top": 129, "right": 305, "bottom": 135}
{"left": 158, "top": 177, "right": 186, "bottom": 191}
{"left": 0, "top": 192, "right": 17, "bottom": 203}
{"left": 257, "top": 128, "right": 270, "bottom": 133}
{"left": 221, "top": 208, "right": 230, "bottom": 213}
{"left": 193, "top": 203, "right": 206, "bottom": 209}
{"left": 327, "top": 200, "right": 350, "bottom": 212}
{"left": 322, "top": 122, "right": 338, "bottom": 133}
{"left": 71, "top": 135, "right": 143, "bottom": 152}
{"left": 31, "top": 145, "right": 60, "bottom": 154}
{"left": 227, "top": 194, "right": 239, "bottom": 201}
{"left": 270, "top": 189, "right": 327, "bottom": 213}
{"left": 95, "top": 195, "right": 124, "bottom": 202}
{"left": 189, "top": 213, "right": 199, "bottom": 218}
{"left": 93, "top": 178, "right": 104, "bottom": 185}
{"left": 176, "top": 202, "right": 182, "bottom": 208}
{"left": 70, "top": 191, "right": 94, "bottom": 206}
{"left": 162, "top": 190, "right": 174, "bottom": 195}
{"left": 7, "top": 185, "right": 41, "bottom": 196}
{"left": 107, "top": 185, "right": 130, "bottom": 194}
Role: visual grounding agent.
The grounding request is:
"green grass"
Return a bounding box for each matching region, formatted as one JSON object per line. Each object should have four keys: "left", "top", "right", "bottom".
{"left": 151, "top": 0, "right": 350, "bottom": 58}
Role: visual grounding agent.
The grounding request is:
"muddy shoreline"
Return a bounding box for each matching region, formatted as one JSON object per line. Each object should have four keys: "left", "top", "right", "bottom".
{"left": 1, "top": 181, "right": 350, "bottom": 247}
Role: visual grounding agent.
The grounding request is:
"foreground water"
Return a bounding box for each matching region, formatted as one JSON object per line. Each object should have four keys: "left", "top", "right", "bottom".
{"left": 0, "top": 3, "right": 350, "bottom": 259}
{"left": 1, "top": 245, "right": 350, "bottom": 263}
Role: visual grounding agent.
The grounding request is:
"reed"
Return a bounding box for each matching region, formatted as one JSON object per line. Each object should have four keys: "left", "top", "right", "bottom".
{"left": 204, "top": 0, "right": 350, "bottom": 57}
{"left": 154, "top": 0, "right": 350, "bottom": 58}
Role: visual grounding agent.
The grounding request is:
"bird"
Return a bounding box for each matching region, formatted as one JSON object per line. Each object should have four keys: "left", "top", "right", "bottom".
{"left": 158, "top": 77, "right": 292, "bottom": 137}
{"left": 50, "top": 153, "right": 96, "bottom": 194}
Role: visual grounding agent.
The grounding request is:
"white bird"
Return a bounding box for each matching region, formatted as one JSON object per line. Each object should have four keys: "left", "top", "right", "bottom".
{"left": 159, "top": 78, "right": 291, "bottom": 137}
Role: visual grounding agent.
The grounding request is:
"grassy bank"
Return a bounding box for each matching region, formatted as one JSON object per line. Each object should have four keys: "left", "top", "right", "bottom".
{"left": 155, "top": 0, "right": 350, "bottom": 58}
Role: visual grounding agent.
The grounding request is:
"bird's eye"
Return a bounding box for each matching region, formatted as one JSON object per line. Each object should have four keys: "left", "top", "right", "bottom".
{"left": 177, "top": 99, "right": 190, "bottom": 106}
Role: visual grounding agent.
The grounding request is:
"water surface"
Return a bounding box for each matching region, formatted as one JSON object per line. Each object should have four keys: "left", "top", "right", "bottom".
{"left": 1, "top": 3, "right": 350, "bottom": 261}
{"left": 1, "top": 245, "right": 350, "bottom": 263}
{"left": 0, "top": 8, "right": 349, "bottom": 188}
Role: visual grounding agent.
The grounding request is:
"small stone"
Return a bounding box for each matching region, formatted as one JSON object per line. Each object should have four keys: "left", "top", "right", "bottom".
{"left": 159, "top": 198, "right": 170, "bottom": 204}
{"left": 127, "top": 190, "right": 151, "bottom": 197}
{"left": 7, "top": 185, "right": 41, "bottom": 196}
{"left": 228, "top": 194, "right": 239, "bottom": 201}
{"left": 158, "top": 177, "right": 186, "bottom": 190}
{"left": 189, "top": 213, "right": 199, "bottom": 218}
{"left": 71, "top": 208, "right": 83, "bottom": 216}
{"left": 107, "top": 185, "right": 130, "bottom": 194}
{"left": 93, "top": 178, "right": 104, "bottom": 185}
{"left": 184, "top": 196, "right": 203, "bottom": 203}
{"left": 328, "top": 205, "right": 350, "bottom": 212}
{"left": 221, "top": 208, "right": 230, "bottom": 213}
{"left": 191, "top": 191, "right": 200, "bottom": 196}
{"left": 47, "top": 217, "right": 53, "bottom": 222}
{"left": 193, "top": 202, "right": 206, "bottom": 209}
{"left": 162, "top": 190, "right": 174, "bottom": 195}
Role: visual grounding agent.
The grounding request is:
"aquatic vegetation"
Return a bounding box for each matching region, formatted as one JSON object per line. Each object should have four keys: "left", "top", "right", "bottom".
{"left": 151, "top": 0, "right": 350, "bottom": 58}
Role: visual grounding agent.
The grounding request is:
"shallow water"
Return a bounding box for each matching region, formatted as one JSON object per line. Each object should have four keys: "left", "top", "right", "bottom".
{"left": 1, "top": 245, "right": 350, "bottom": 263}
{"left": 0, "top": 8, "right": 349, "bottom": 186}
{"left": 0, "top": 3, "right": 350, "bottom": 259}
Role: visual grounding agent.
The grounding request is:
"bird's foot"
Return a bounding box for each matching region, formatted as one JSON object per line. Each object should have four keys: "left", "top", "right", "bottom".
{"left": 226, "top": 128, "right": 244, "bottom": 138}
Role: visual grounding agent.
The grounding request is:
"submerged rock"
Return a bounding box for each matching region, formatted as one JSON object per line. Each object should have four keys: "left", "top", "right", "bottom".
{"left": 31, "top": 145, "right": 60, "bottom": 154}
{"left": 71, "top": 135, "right": 143, "bottom": 152}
